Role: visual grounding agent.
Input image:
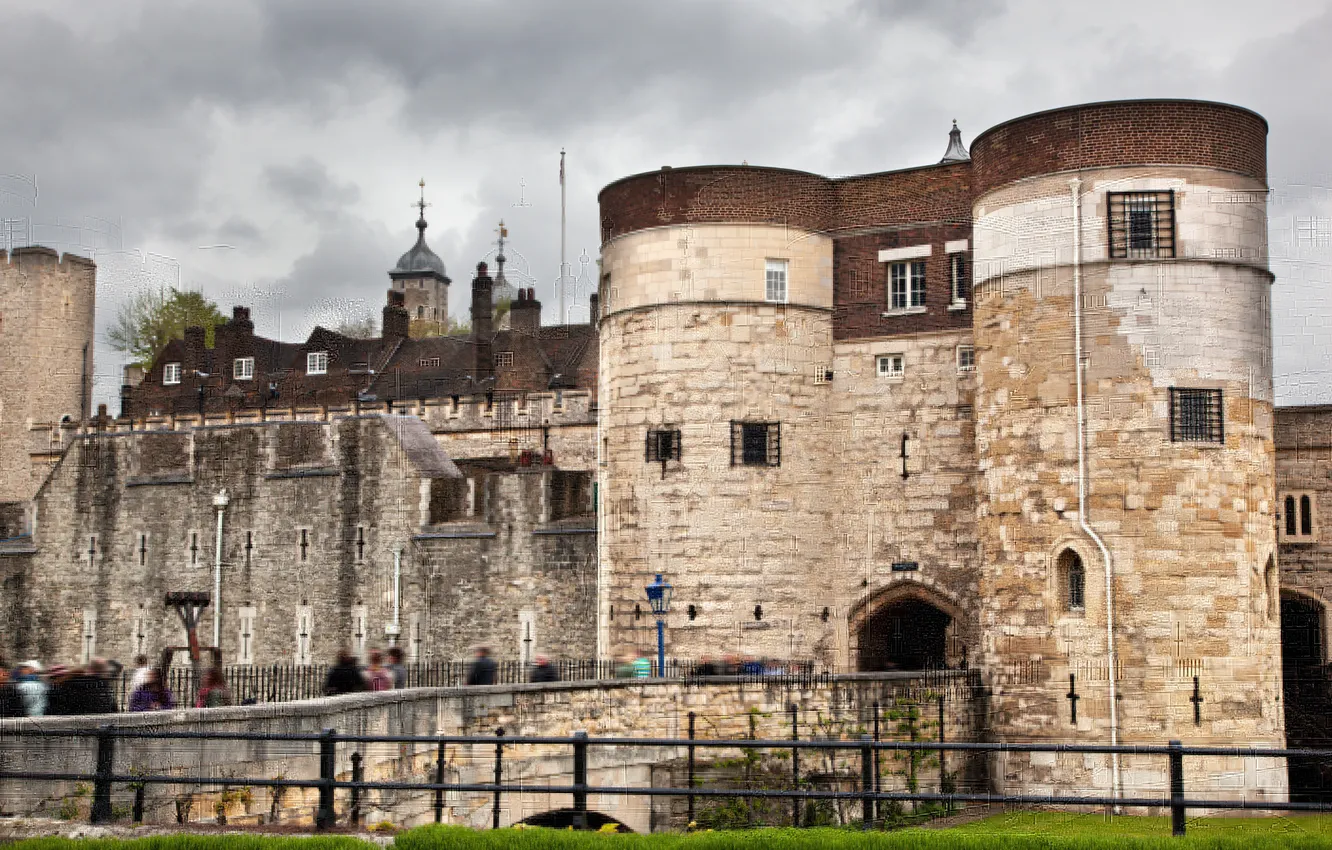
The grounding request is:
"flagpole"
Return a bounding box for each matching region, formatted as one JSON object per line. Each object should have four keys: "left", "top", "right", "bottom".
{"left": 560, "top": 148, "right": 566, "bottom": 324}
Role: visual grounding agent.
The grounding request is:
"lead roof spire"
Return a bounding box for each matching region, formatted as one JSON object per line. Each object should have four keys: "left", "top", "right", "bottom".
{"left": 940, "top": 119, "right": 970, "bottom": 163}
{"left": 391, "top": 179, "right": 448, "bottom": 280}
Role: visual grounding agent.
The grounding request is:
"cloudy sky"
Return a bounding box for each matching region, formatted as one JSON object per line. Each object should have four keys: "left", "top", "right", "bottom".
{"left": 3, "top": 0, "right": 1331, "bottom": 411}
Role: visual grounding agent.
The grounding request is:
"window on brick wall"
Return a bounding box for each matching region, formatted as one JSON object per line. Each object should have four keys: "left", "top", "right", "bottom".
{"left": 730, "top": 421, "right": 780, "bottom": 467}
{"left": 1108, "top": 191, "right": 1176, "bottom": 259}
{"left": 890, "top": 261, "right": 926, "bottom": 310}
{"left": 163, "top": 362, "right": 182, "bottom": 385}
{"left": 1281, "top": 491, "right": 1318, "bottom": 542}
{"left": 765, "top": 259, "right": 788, "bottom": 303}
{"left": 306, "top": 352, "right": 328, "bottom": 375}
{"left": 496, "top": 351, "right": 514, "bottom": 368}
{"left": 646, "top": 429, "right": 682, "bottom": 463}
{"left": 950, "top": 254, "right": 968, "bottom": 304}
{"left": 234, "top": 357, "right": 254, "bottom": 381}
{"left": 1168, "top": 388, "right": 1223, "bottom": 444}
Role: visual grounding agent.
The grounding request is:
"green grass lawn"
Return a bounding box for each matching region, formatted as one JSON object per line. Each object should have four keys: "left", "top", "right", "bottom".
{"left": 11, "top": 815, "right": 1332, "bottom": 850}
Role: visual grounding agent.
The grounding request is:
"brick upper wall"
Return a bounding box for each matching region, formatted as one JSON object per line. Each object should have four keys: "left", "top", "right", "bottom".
{"left": 970, "top": 99, "right": 1267, "bottom": 197}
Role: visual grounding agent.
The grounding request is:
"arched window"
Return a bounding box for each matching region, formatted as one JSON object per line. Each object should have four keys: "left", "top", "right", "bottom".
{"left": 1057, "top": 549, "right": 1085, "bottom": 611}
{"left": 1287, "top": 496, "right": 1298, "bottom": 537}
{"left": 1302, "top": 495, "right": 1313, "bottom": 536}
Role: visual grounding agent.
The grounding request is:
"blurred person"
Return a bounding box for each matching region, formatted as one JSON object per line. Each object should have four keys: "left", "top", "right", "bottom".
{"left": 529, "top": 656, "right": 559, "bottom": 683}
{"left": 0, "top": 666, "right": 22, "bottom": 718}
{"left": 14, "top": 660, "right": 47, "bottom": 717}
{"left": 386, "top": 646, "right": 408, "bottom": 689}
{"left": 129, "top": 668, "right": 174, "bottom": 711}
{"left": 324, "top": 649, "right": 368, "bottom": 696}
{"left": 465, "top": 647, "right": 497, "bottom": 686}
{"left": 129, "top": 654, "right": 152, "bottom": 691}
{"left": 365, "top": 649, "right": 392, "bottom": 692}
{"left": 632, "top": 655, "right": 652, "bottom": 678}
{"left": 195, "top": 667, "right": 232, "bottom": 708}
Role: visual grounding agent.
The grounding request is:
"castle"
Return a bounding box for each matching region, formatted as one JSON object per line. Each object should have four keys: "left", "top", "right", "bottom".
{"left": 4, "top": 98, "right": 1332, "bottom": 801}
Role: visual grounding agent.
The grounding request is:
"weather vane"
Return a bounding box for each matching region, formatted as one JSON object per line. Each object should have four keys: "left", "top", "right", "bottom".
{"left": 415, "top": 178, "right": 431, "bottom": 219}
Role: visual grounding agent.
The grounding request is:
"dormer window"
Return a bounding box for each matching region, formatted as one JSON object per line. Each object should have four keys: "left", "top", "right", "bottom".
{"left": 234, "top": 357, "right": 254, "bottom": 381}
{"left": 307, "top": 352, "right": 328, "bottom": 375}
{"left": 163, "top": 363, "right": 182, "bottom": 385}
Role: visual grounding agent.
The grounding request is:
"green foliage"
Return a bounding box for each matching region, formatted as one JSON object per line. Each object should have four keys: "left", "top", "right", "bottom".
{"left": 55, "top": 798, "right": 78, "bottom": 821}
{"left": 107, "top": 287, "right": 227, "bottom": 369}
{"left": 334, "top": 315, "right": 379, "bottom": 339}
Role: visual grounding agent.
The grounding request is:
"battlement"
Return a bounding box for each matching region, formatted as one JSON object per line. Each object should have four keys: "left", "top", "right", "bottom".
{"left": 1, "top": 245, "right": 97, "bottom": 270}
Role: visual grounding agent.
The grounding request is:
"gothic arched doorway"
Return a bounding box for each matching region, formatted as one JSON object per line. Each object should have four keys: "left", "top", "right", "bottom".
{"left": 851, "top": 583, "right": 964, "bottom": 672}
{"left": 1282, "top": 590, "right": 1331, "bottom": 802}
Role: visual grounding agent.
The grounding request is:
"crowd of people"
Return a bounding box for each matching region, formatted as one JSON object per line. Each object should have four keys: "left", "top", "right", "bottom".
{"left": 0, "top": 654, "right": 236, "bottom": 718}
{"left": 0, "top": 646, "right": 797, "bottom": 717}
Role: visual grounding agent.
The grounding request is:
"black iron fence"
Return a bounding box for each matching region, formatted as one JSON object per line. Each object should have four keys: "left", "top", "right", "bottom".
{"left": 2, "top": 722, "right": 1329, "bottom": 837}
{"left": 110, "top": 658, "right": 852, "bottom": 711}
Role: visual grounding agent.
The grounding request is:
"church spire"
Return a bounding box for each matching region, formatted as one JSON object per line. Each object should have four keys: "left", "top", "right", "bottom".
{"left": 940, "top": 119, "right": 970, "bottom": 163}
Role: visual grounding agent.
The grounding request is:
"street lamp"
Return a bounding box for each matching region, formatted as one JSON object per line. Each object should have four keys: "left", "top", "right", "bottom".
{"left": 212, "top": 489, "right": 230, "bottom": 649}
{"left": 644, "top": 573, "right": 673, "bottom": 677}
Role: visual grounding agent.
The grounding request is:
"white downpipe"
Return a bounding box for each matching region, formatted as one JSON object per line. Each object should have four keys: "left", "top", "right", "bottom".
{"left": 1069, "top": 178, "right": 1121, "bottom": 806}
{"left": 389, "top": 547, "right": 403, "bottom": 645}
{"left": 213, "top": 503, "right": 225, "bottom": 649}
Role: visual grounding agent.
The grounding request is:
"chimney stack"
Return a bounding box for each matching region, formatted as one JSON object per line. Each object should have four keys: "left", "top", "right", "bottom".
{"left": 510, "top": 287, "right": 541, "bottom": 336}
{"left": 383, "top": 289, "right": 409, "bottom": 341}
{"left": 183, "top": 326, "right": 206, "bottom": 373}
{"left": 589, "top": 293, "right": 599, "bottom": 327}
{"left": 470, "top": 262, "right": 494, "bottom": 386}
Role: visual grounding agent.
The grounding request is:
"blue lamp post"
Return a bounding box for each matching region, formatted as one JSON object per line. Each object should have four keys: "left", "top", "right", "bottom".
{"left": 644, "top": 573, "right": 673, "bottom": 677}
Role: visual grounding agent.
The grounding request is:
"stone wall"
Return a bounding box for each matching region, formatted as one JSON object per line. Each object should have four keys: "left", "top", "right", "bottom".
{"left": 0, "top": 247, "right": 96, "bottom": 503}
{"left": 0, "top": 415, "right": 596, "bottom": 667}
{"left": 0, "top": 673, "right": 984, "bottom": 833}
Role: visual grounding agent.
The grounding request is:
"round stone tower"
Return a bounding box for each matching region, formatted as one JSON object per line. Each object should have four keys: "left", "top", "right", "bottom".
{"left": 0, "top": 246, "right": 96, "bottom": 502}
{"left": 596, "top": 166, "right": 836, "bottom": 663}
{"left": 969, "top": 100, "right": 1285, "bottom": 801}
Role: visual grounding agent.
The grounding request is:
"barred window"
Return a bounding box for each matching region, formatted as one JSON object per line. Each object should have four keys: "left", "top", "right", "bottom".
{"left": 890, "top": 261, "right": 926, "bottom": 309}
{"left": 646, "top": 429, "right": 682, "bottom": 463}
{"left": 1168, "top": 388, "right": 1223, "bottom": 444}
{"left": 1057, "top": 549, "right": 1085, "bottom": 611}
{"left": 731, "top": 421, "right": 780, "bottom": 467}
{"left": 1108, "top": 191, "right": 1176, "bottom": 259}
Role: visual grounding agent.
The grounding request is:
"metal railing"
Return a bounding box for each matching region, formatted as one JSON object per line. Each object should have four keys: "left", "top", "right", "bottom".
{"left": 2, "top": 720, "right": 1328, "bottom": 836}
{"left": 108, "top": 658, "right": 847, "bottom": 711}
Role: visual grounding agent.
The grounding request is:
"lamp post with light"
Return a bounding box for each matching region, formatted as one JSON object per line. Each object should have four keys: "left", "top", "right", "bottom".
{"left": 644, "top": 573, "right": 673, "bottom": 677}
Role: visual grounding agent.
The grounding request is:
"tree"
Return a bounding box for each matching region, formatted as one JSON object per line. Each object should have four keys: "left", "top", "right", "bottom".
{"left": 108, "top": 287, "right": 227, "bottom": 369}
{"left": 334, "top": 315, "right": 379, "bottom": 339}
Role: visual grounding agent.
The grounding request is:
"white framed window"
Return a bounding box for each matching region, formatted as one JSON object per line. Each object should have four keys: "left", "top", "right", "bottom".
{"left": 496, "top": 351, "right": 514, "bottom": 368}
{"left": 957, "top": 345, "right": 975, "bottom": 373}
{"left": 890, "top": 261, "right": 926, "bottom": 310}
{"left": 877, "top": 354, "right": 905, "bottom": 379}
{"left": 234, "top": 357, "right": 254, "bottom": 381}
{"left": 950, "top": 253, "right": 968, "bottom": 306}
{"left": 306, "top": 351, "right": 328, "bottom": 375}
{"left": 553, "top": 390, "right": 564, "bottom": 411}
{"left": 163, "top": 362, "right": 182, "bottom": 385}
{"left": 765, "top": 259, "right": 788, "bottom": 304}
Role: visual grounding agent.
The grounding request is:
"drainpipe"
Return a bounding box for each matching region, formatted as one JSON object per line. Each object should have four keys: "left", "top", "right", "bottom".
{"left": 1070, "top": 178, "right": 1121, "bottom": 806}
{"left": 212, "top": 489, "right": 230, "bottom": 650}
{"left": 387, "top": 547, "right": 403, "bottom": 646}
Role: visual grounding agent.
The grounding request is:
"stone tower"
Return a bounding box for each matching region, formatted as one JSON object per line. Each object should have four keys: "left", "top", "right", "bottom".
{"left": 0, "top": 246, "right": 96, "bottom": 503}
{"left": 391, "top": 181, "right": 450, "bottom": 334}
{"left": 969, "top": 100, "right": 1285, "bottom": 800}
{"left": 596, "top": 167, "right": 836, "bottom": 662}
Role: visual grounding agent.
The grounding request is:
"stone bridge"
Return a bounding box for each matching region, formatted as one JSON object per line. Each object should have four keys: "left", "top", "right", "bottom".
{"left": 0, "top": 673, "right": 984, "bottom": 833}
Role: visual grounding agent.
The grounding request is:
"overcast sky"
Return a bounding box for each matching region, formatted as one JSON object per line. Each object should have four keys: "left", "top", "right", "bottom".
{"left": 3, "top": 0, "right": 1331, "bottom": 411}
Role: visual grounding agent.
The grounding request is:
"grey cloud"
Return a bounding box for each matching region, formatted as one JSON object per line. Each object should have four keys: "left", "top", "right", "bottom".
{"left": 264, "top": 159, "right": 361, "bottom": 216}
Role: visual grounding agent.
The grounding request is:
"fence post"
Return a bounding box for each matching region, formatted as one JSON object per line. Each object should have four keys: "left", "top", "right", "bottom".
{"left": 790, "top": 704, "right": 800, "bottom": 828}
{"left": 687, "top": 712, "right": 696, "bottom": 827}
{"left": 433, "top": 739, "right": 446, "bottom": 823}
{"left": 315, "top": 728, "right": 336, "bottom": 830}
{"left": 938, "top": 693, "right": 949, "bottom": 815}
{"left": 872, "top": 701, "right": 881, "bottom": 824}
{"left": 1169, "top": 739, "right": 1186, "bottom": 837}
{"left": 349, "top": 752, "right": 363, "bottom": 826}
{"left": 572, "top": 731, "right": 589, "bottom": 830}
{"left": 860, "top": 735, "right": 874, "bottom": 830}
{"left": 90, "top": 725, "right": 115, "bottom": 824}
{"left": 492, "top": 728, "right": 505, "bottom": 830}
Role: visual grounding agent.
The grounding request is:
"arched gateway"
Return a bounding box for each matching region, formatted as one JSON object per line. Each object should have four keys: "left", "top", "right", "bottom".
{"left": 849, "top": 581, "right": 967, "bottom": 672}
